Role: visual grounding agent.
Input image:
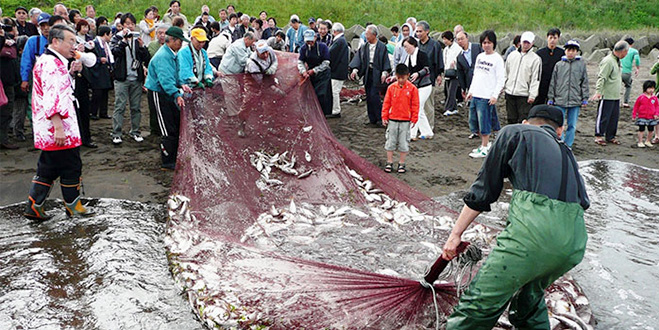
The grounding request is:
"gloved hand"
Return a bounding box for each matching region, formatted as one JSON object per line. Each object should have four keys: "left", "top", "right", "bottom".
{"left": 195, "top": 81, "right": 205, "bottom": 89}
{"left": 204, "top": 78, "right": 214, "bottom": 88}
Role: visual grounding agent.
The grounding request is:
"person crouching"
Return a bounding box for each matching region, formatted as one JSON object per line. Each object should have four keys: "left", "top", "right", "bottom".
{"left": 381, "top": 64, "right": 419, "bottom": 174}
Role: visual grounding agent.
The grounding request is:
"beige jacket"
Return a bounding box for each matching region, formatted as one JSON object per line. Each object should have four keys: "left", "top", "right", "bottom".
{"left": 504, "top": 50, "right": 542, "bottom": 98}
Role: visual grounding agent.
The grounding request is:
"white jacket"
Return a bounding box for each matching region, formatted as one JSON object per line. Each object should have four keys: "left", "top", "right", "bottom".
{"left": 442, "top": 42, "right": 461, "bottom": 71}
{"left": 504, "top": 50, "right": 541, "bottom": 98}
{"left": 207, "top": 30, "right": 231, "bottom": 59}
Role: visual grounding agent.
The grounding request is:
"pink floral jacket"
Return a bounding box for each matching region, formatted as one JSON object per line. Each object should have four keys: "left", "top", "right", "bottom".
{"left": 31, "top": 48, "right": 81, "bottom": 151}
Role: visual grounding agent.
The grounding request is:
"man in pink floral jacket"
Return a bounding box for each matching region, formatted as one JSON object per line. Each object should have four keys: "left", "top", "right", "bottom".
{"left": 24, "top": 24, "right": 94, "bottom": 220}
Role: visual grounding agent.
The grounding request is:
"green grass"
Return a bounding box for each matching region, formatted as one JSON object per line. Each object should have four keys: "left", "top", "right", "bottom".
{"left": 4, "top": 0, "right": 658, "bottom": 31}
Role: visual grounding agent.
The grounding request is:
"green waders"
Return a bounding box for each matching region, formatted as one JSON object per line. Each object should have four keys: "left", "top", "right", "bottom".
{"left": 446, "top": 190, "right": 588, "bottom": 330}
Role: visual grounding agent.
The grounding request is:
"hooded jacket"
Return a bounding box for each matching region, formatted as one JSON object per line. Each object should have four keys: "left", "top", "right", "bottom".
{"left": 548, "top": 56, "right": 589, "bottom": 108}
{"left": 504, "top": 49, "right": 541, "bottom": 98}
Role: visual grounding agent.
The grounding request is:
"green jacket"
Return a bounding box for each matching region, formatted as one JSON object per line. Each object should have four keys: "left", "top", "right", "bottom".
{"left": 651, "top": 62, "right": 659, "bottom": 88}
{"left": 595, "top": 53, "right": 621, "bottom": 100}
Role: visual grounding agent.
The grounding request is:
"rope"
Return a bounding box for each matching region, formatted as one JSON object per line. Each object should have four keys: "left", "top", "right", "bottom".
{"left": 419, "top": 279, "right": 441, "bottom": 330}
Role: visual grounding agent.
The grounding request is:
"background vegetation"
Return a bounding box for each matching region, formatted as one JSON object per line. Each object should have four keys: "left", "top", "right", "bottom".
{"left": 3, "top": 0, "right": 657, "bottom": 31}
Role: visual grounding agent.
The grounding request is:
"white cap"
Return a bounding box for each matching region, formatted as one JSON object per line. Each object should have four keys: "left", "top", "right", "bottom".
{"left": 255, "top": 40, "right": 270, "bottom": 53}
{"left": 290, "top": 14, "right": 300, "bottom": 23}
{"left": 521, "top": 31, "right": 535, "bottom": 44}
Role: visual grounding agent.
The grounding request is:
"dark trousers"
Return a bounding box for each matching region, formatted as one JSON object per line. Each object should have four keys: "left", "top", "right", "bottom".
{"left": 0, "top": 83, "right": 16, "bottom": 144}
{"left": 90, "top": 89, "right": 109, "bottom": 117}
{"left": 505, "top": 93, "right": 532, "bottom": 124}
{"left": 365, "top": 73, "right": 382, "bottom": 124}
{"left": 148, "top": 90, "right": 179, "bottom": 167}
{"left": 445, "top": 78, "right": 459, "bottom": 111}
{"left": 210, "top": 57, "right": 221, "bottom": 69}
{"left": 595, "top": 99, "right": 620, "bottom": 141}
{"left": 74, "top": 78, "right": 92, "bottom": 144}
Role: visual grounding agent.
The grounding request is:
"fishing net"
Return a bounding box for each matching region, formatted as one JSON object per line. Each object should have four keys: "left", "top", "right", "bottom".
{"left": 165, "top": 52, "right": 594, "bottom": 329}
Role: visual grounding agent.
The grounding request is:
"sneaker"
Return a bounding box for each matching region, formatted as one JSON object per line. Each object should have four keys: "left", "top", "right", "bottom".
{"left": 472, "top": 142, "right": 491, "bottom": 153}
{"left": 443, "top": 109, "right": 459, "bottom": 116}
{"left": 112, "top": 136, "right": 122, "bottom": 144}
{"left": 457, "top": 102, "right": 464, "bottom": 108}
{"left": 468, "top": 133, "right": 478, "bottom": 139}
{"left": 131, "top": 134, "right": 144, "bottom": 142}
{"left": 637, "top": 142, "right": 646, "bottom": 148}
{"left": 469, "top": 145, "right": 489, "bottom": 158}
{"left": 644, "top": 141, "right": 654, "bottom": 147}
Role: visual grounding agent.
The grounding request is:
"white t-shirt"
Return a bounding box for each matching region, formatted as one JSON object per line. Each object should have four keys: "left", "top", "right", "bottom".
{"left": 469, "top": 52, "right": 506, "bottom": 99}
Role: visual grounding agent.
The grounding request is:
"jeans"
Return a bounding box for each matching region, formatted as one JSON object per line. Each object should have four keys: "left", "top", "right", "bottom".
{"left": 468, "top": 97, "right": 500, "bottom": 135}
{"left": 557, "top": 106, "right": 580, "bottom": 147}
{"left": 112, "top": 79, "right": 143, "bottom": 137}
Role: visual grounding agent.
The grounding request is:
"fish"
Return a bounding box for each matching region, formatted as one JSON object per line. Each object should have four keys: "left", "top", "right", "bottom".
{"left": 289, "top": 199, "right": 297, "bottom": 214}
{"left": 304, "top": 151, "right": 311, "bottom": 162}
{"left": 297, "top": 170, "right": 313, "bottom": 179}
{"left": 302, "top": 126, "right": 313, "bottom": 133}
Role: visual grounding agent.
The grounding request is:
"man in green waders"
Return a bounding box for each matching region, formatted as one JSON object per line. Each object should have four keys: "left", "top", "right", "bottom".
{"left": 442, "top": 104, "right": 589, "bottom": 329}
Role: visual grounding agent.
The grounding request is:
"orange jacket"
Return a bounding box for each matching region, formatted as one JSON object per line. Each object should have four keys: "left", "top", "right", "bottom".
{"left": 381, "top": 80, "right": 419, "bottom": 123}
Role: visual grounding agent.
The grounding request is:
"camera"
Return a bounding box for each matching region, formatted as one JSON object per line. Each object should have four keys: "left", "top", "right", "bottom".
{"left": 130, "top": 32, "right": 140, "bottom": 38}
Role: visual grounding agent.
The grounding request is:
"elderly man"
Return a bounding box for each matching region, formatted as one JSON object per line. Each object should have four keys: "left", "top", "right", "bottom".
{"left": 329, "top": 23, "right": 349, "bottom": 118}
{"left": 238, "top": 14, "right": 253, "bottom": 38}
{"left": 535, "top": 28, "right": 565, "bottom": 105}
{"left": 456, "top": 31, "right": 483, "bottom": 107}
{"left": 145, "top": 27, "right": 192, "bottom": 170}
{"left": 15, "top": 6, "right": 38, "bottom": 36}
{"left": 53, "top": 3, "right": 68, "bottom": 21}
{"left": 219, "top": 32, "right": 255, "bottom": 74}
{"left": 504, "top": 31, "right": 542, "bottom": 124}
{"left": 298, "top": 29, "right": 332, "bottom": 116}
{"left": 148, "top": 24, "right": 169, "bottom": 57}
{"left": 349, "top": 25, "right": 391, "bottom": 126}
{"left": 110, "top": 13, "right": 151, "bottom": 145}
{"left": 178, "top": 28, "right": 215, "bottom": 89}
{"left": 416, "top": 21, "right": 443, "bottom": 128}
{"left": 286, "top": 15, "right": 308, "bottom": 53}
{"left": 161, "top": 1, "right": 190, "bottom": 30}
{"left": 29, "top": 8, "right": 42, "bottom": 27}
{"left": 591, "top": 40, "right": 628, "bottom": 146}
{"left": 24, "top": 24, "right": 94, "bottom": 220}
{"left": 246, "top": 40, "right": 278, "bottom": 75}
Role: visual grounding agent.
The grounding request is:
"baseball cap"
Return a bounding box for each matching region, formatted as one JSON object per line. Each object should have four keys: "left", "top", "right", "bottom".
{"left": 528, "top": 105, "right": 564, "bottom": 127}
{"left": 255, "top": 40, "right": 270, "bottom": 53}
{"left": 308, "top": 17, "right": 316, "bottom": 24}
{"left": 190, "top": 28, "right": 208, "bottom": 42}
{"left": 521, "top": 31, "right": 535, "bottom": 44}
{"left": 15, "top": 6, "right": 28, "bottom": 13}
{"left": 166, "top": 26, "right": 189, "bottom": 42}
{"left": 37, "top": 13, "right": 51, "bottom": 25}
{"left": 303, "top": 29, "right": 316, "bottom": 42}
{"left": 290, "top": 14, "right": 300, "bottom": 23}
{"left": 564, "top": 39, "right": 580, "bottom": 50}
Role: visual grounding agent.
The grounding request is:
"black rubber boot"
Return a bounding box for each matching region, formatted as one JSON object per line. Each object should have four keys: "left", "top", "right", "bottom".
{"left": 24, "top": 176, "right": 53, "bottom": 221}
{"left": 61, "top": 177, "right": 95, "bottom": 217}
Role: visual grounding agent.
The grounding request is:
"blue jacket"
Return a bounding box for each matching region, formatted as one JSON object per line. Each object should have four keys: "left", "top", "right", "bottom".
{"left": 177, "top": 44, "right": 214, "bottom": 85}
{"left": 145, "top": 45, "right": 183, "bottom": 99}
{"left": 286, "top": 25, "right": 308, "bottom": 53}
{"left": 20, "top": 34, "right": 47, "bottom": 82}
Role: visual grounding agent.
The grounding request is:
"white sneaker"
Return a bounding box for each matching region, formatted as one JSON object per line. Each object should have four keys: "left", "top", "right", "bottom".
{"left": 112, "top": 136, "right": 122, "bottom": 144}
{"left": 471, "top": 142, "right": 491, "bottom": 153}
{"left": 637, "top": 142, "right": 646, "bottom": 148}
{"left": 469, "top": 145, "right": 489, "bottom": 158}
{"left": 443, "top": 109, "right": 459, "bottom": 116}
{"left": 132, "top": 134, "right": 144, "bottom": 142}
{"left": 457, "top": 102, "right": 465, "bottom": 108}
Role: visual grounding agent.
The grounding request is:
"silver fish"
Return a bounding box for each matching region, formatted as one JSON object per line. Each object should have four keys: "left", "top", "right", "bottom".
{"left": 302, "top": 126, "right": 313, "bottom": 132}
{"left": 304, "top": 151, "right": 311, "bottom": 162}
{"left": 297, "top": 170, "right": 313, "bottom": 179}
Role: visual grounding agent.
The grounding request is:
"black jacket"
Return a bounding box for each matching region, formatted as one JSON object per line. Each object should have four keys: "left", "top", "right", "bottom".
{"left": 349, "top": 41, "right": 391, "bottom": 90}
{"left": 456, "top": 42, "right": 483, "bottom": 91}
{"left": 222, "top": 25, "right": 244, "bottom": 43}
{"left": 110, "top": 33, "right": 150, "bottom": 82}
{"left": 402, "top": 49, "right": 432, "bottom": 88}
{"left": 89, "top": 39, "right": 114, "bottom": 89}
{"left": 418, "top": 37, "right": 444, "bottom": 85}
{"left": 329, "top": 35, "right": 349, "bottom": 80}
{"left": 535, "top": 46, "right": 565, "bottom": 104}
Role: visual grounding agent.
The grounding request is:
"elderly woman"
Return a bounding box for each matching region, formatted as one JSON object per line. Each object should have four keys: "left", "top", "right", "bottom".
{"left": 298, "top": 29, "right": 332, "bottom": 116}
{"left": 442, "top": 30, "right": 462, "bottom": 116}
{"left": 396, "top": 37, "right": 434, "bottom": 140}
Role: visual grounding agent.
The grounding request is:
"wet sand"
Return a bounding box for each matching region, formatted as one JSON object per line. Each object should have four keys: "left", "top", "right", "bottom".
{"left": 1, "top": 56, "right": 657, "bottom": 206}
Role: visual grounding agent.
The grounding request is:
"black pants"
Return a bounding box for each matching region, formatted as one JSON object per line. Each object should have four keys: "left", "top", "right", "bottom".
{"left": 595, "top": 99, "right": 620, "bottom": 141}
{"left": 505, "top": 93, "right": 532, "bottom": 124}
{"left": 36, "top": 147, "right": 82, "bottom": 182}
{"left": 310, "top": 70, "right": 333, "bottom": 116}
{"left": 74, "top": 78, "right": 92, "bottom": 144}
{"left": 0, "top": 82, "right": 16, "bottom": 144}
{"left": 90, "top": 88, "right": 109, "bottom": 117}
{"left": 365, "top": 73, "right": 382, "bottom": 124}
{"left": 148, "top": 90, "right": 179, "bottom": 167}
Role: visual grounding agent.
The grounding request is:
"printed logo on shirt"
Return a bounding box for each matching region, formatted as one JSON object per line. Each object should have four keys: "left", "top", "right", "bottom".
{"left": 475, "top": 58, "right": 494, "bottom": 73}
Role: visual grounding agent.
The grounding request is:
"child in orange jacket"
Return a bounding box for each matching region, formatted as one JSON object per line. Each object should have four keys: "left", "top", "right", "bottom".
{"left": 381, "top": 64, "right": 419, "bottom": 173}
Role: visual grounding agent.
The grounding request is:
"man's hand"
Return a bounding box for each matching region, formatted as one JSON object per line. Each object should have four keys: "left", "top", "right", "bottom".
{"left": 69, "top": 61, "right": 83, "bottom": 75}
{"left": 21, "top": 81, "right": 29, "bottom": 92}
{"left": 590, "top": 93, "right": 602, "bottom": 102}
{"left": 634, "top": 67, "right": 639, "bottom": 77}
{"left": 488, "top": 97, "right": 497, "bottom": 105}
{"left": 50, "top": 114, "right": 66, "bottom": 146}
{"left": 465, "top": 92, "right": 472, "bottom": 101}
{"left": 136, "top": 37, "right": 144, "bottom": 47}
{"left": 385, "top": 76, "right": 396, "bottom": 84}
{"left": 527, "top": 97, "right": 535, "bottom": 104}
{"left": 307, "top": 69, "right": 315, "bottom": 76}
{"left": 122, "top": 28, "right": 131, "bottom": 38}
{"left": 100, "top": 57, "right": 108, "bottom": 64}
{"left": 176, "top": 96, "right": 185, "bottom": 108}
{"left": 382, "top": 119, "right": 388, "bottom": 126}
{"left": 441, "top": 233, "right": 463, "bottom": 260}
{"left": 301, "top": 71, "right": 310, "bottom": 79}
{"left": 182, "top": 85, "right": 193, "bottom": 94}
{"left": 462, "top": 91, "right": 467, "bottom": 99}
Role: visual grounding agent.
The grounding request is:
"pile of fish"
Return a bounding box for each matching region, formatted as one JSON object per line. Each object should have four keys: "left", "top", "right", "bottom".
{"left": 248, "top": 150, "right": 313, "bottom": 190}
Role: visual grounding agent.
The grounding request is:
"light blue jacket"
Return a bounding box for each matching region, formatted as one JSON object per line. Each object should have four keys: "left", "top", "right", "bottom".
{"left": 219, "top": 38, "right": 253, "bottom": 74}
{"left": 145, "top": 45, "right": 183, "bottom": 99}
{"left": 177, "top": 45, "right": 214, "bottom": 85}
{"left": 285, "top": 24, "right": 308, "bottom": 53}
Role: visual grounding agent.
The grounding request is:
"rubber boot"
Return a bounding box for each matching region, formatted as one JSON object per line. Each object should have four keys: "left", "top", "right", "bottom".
{"left": 61, "top": 177, "right": 95, "bottom": 217}
{"left": 24, "top": 176, "right": 54, "bottom": 220}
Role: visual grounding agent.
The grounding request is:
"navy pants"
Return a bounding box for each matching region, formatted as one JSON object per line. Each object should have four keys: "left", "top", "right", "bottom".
{"left": 365, "top": 73, "right": 382, "bottom": 124}
{"left": 595, "top": 99, "right": 620, "bottom": 141}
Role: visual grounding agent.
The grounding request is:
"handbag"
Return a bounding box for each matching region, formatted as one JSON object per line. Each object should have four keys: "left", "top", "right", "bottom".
{"left": 444, "top": 68, "right": 457, "bottom": 78}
